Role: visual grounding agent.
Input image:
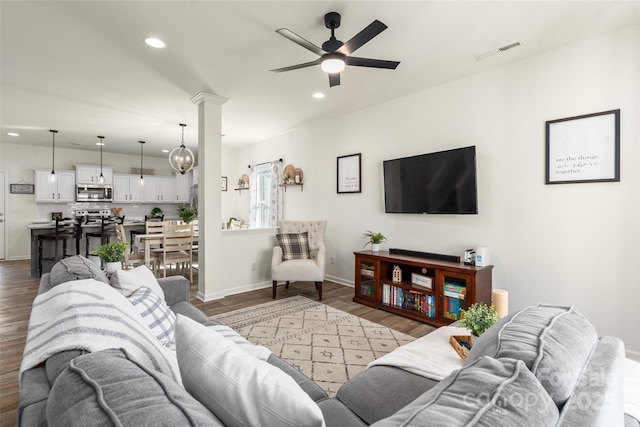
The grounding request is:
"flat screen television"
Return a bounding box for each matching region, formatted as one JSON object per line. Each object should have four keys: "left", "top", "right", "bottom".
{"left": 383, "top": 146, "right": 478, "bottom": 214}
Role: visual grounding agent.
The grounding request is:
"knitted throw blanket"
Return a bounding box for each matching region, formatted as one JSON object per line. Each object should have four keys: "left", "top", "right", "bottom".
{"left": 19, "top": 279, "right": 181, "bottom": 385}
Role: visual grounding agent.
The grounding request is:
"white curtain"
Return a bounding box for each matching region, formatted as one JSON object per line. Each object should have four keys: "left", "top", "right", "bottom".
{"left": 249, "top": 160, "right": 282, "bottom": 228}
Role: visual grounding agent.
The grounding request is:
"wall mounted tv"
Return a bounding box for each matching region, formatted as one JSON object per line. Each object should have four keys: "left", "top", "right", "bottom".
{"left": 383, "top": 146, "right": 478, "bottom": 214}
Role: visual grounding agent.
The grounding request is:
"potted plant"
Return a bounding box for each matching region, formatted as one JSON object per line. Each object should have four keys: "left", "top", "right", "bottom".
{"left": 177, "top": 204, "right": 198, "bottom": 224}
{"left": 92, "top": 241, "right": 128, "bottom": 273}
{"left": 458, "top": 302, "right": 499, "bottom": 337}
{"left": 150, "top": 207, "right": 163, "bottom": 218}
{"left": 363, "top": 230, "right": 387, "bottom": 252}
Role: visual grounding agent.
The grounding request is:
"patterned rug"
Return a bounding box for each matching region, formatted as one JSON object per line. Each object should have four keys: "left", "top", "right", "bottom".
{"left": 211, "top": 295, "right": 416, "bottom": 397}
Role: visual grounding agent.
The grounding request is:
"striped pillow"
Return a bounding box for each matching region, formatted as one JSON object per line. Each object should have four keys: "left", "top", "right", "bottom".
{"left": 277, "top": 232, "right": 311, "bottom": 261}
{"left": 129, "top": 286, "right": 176, "bottom": 347}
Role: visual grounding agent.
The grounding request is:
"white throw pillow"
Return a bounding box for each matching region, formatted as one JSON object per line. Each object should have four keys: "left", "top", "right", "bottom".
{"left": 129, "top": 287, "right": 176, "bottom": 347}
{"left": 175, "top": 315, "right": 325, "bottom": 427}
{"left": 110, "top": 265, "right": 165, "bottom": 301}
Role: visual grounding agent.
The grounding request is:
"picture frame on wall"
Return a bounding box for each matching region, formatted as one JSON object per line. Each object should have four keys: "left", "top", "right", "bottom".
{"left": 337, "top": 153, "right": 361, "bottom": 194}
{"left": 545, "top": 109, "right": 620, "bottom": 184}
{"left": 221, "top": 176, "right": 228, "bottom": 191}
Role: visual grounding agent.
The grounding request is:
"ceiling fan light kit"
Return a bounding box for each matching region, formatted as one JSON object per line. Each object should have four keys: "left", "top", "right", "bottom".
{"left": 271, "top": 12, "right": 400, "bottom": 87}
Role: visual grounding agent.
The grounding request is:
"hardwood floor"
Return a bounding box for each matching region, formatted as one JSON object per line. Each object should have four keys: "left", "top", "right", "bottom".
{"left": 0, "top": 259, "right": 434, "bottom": 426}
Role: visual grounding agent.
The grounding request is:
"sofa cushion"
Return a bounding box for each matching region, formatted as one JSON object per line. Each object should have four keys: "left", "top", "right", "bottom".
{"left": 110, "top": 265, "right": 166, "bottom": 300}
{"left": 46, "top": 348, "right": 222, "bottom": 426}
{"left": 128, "top": 286, "right": 176, "bottom": 346}
{"left": 277, "top": 231, "right": 311, "bottom": 260}
{"left": 175, "top": 314, "right": 325, "bottom": 427}
{"left": 336, "top": 365, "right": 439, "bottom": 424}
{"left": 49, "top": 255, "right": 109, "bottom": 287}
{"left": 464, "top": 303, "right": 598, "bottom": 407}
{"left": 372, "top": 356, "right": 559, "bottom": 427}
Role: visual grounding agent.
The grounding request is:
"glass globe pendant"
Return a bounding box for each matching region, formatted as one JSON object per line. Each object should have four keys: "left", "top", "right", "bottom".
{"left": 169, "top": 123, "right": 195, "bottom": 175}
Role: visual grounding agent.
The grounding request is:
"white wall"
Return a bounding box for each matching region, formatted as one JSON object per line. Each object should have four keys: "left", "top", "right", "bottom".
{"left": 231, "top": 26, "right": 640, "bottom": 358}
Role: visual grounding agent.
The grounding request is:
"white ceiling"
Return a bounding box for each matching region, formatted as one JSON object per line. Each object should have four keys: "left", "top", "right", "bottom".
{"left": 2, "top": 1, "right": 639, "bottom": 158}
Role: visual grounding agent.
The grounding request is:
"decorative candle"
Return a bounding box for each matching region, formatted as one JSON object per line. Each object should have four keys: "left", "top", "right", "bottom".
{"left": 492, "top": 289, "right": 509, "bottom": 319}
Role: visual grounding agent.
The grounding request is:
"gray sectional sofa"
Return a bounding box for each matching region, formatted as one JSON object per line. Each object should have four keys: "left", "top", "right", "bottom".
{"left": 19, "top": 256, "right": 636, "bottom": 426}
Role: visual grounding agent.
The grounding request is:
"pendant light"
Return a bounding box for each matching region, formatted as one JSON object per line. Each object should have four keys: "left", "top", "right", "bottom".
{"left": 48, "top": 130, "right": 58, "bottom": 182}
{"left": 169, "top": 123, "right": 195, "bottom": 175}
{"left": 139, "top": 140, "right": 145, "bottom": 186}
{"left": 97, "top": 136, "right": 105, "bottom": 184}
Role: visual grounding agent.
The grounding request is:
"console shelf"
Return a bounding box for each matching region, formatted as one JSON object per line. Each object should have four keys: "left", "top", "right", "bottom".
{"left": 353, "top": 250, "right": 493, "bottom": 328}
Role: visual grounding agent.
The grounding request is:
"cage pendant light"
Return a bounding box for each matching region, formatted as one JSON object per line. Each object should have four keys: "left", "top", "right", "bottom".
{"left": 139, "top": 141, "right": 145, "bottom": 186}
{"left": 48, "top": 130, "right": 58, "bottom": 182}
{"left": 169, "top": 123, "right": 195, "bottom": 175}
{"left": 97, "top": 136, "right": 105, "bottom": 184}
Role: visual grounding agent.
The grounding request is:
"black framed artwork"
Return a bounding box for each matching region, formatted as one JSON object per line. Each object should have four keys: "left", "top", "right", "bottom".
{"left": 337, "top": 153, "right": 361, "bottom": 194}
{"left": 545, "top": 109, "right": 620, "bottom": 184}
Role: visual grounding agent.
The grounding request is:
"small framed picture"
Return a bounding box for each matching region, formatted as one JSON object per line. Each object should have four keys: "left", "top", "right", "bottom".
{"left": 221, "top": 176, "right": 228, "bottom": 191}
{"left": 337, "top": 153, "right": 361, "bottom": 194}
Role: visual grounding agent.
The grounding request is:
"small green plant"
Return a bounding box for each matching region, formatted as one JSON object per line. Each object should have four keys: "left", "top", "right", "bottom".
{"left": 363, "top": 230, "right": 387, "bottom": 247}
{"left": 459, "top": 303, "right": 499, "bottom": 336}
{"left": 177, "top": 204, "right": 198, "bottom": 224}
{"left": 150, "top": 207, "right": 163, "bottom": 217}
{"left": 92, "top": 241, "right": 127, "bottom": 263}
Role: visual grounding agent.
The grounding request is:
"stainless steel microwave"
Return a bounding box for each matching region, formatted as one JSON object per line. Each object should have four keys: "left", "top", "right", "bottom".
{"left": 76, "top": 185, "right": 113, "bottom": 202}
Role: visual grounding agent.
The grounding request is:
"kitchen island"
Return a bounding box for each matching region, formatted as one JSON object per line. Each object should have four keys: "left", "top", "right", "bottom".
{"left": 27, "top": 221, "right": 146, "bottom": 276}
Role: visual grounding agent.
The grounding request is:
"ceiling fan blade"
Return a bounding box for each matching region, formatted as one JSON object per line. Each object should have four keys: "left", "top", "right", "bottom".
{"left": 276, "top": 28, "right": 325, "bottom": 56}
{"left": 346, "top": 56, "right": 400, "bottom": 69}
{"left": 329, "top": 73, "right": 341, "bottom": 87}
{"left": 270, "top": 58, "right": 322, "bottom": 73}
{"left": 337, "top": 20, "right": 387, "bottom": 55}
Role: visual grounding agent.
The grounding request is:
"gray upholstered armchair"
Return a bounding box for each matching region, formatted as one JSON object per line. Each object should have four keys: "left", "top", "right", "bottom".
{"left": 271, "top": 220, "right": 327, "bottom": 300}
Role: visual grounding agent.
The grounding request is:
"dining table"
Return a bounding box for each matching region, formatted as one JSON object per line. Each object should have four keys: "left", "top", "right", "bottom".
{"left": 134, "top": 232, "right": 198, "bottom": 268}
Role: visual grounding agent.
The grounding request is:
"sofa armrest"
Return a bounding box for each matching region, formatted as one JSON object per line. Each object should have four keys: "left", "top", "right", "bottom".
{"left": 158, "top": 275, "right": 190, "bottom": 306}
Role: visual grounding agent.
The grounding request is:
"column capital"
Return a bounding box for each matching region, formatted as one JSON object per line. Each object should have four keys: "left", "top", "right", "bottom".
{"left": 190, "top": 92, "right": 229, "bottom": 106}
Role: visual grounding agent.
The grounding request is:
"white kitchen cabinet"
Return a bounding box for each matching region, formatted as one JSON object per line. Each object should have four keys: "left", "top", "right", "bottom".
{"left": 113, "top": 174, "right": 143, "bottom": 203}
{"left": 35, "top": 170, "right": 75, "bottom": 203}
{"left": 175, "top": 173, "right": 190, "bottom": 203}
{"left": 76, "top": 165, "right": 113, "bottom": 185}
{"left": 143, "top": 176, "right": 174, "bottom": 202}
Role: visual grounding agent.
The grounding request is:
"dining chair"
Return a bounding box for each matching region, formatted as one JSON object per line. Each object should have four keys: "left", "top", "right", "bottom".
{"left": 152, "top": 222, "right": 194, "bottom": 282}
{"left": 115, "top": 224, "right": 146, "bottom": 268}
{"left": 129, "top": 214, "right": 164, "bottom": 251}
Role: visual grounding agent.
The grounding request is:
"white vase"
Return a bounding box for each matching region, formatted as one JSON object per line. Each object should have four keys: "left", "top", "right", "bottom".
{"left": 371, "top": 243, "right": 380, "bottom": 252}
{"left": 105, "top": 261, "right": 122, "bottom": 274}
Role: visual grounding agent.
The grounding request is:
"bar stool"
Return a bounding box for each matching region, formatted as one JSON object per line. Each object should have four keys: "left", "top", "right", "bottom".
{"left": 130, "top": 214, "right": 163, "bottom": 252}
{"left": 38, "top": 217, "right": 82, "bottom": 276}
{"left": 85, "top": 215, "right": 125, "bottom": 257}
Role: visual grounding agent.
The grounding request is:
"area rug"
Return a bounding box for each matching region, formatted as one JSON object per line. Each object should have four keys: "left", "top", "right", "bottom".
{"left": 211, "top": 295, "right": 416, "bottom": 397}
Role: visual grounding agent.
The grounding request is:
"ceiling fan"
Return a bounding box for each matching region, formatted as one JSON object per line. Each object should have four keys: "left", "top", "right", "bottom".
{"left": 270, "top": 12, "right": 400, "bottom": 87}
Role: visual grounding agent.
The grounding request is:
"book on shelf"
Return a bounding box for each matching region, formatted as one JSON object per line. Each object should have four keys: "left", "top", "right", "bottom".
{"left": 360, "top": 269, "right": 375, "bottom": 278}
{"left": 443, "top": 283, "right": 466, "bottom": 300}
{"left": 381, "top": 284, "right": 434, "bottom": 318}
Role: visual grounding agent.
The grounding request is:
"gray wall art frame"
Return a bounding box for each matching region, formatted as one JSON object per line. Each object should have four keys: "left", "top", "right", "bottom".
{"left": 545, "top": 109, "right": 620, "bottom": 184}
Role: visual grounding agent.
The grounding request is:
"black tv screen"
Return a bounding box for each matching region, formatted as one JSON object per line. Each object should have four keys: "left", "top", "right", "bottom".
{"left": 383, "top": 146, "right": 478, "bottom": 214}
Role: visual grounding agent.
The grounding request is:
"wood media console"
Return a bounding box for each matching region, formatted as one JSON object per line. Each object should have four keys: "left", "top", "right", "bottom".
{"left": 353, "top": 250, "right": 493, "bottom": 327}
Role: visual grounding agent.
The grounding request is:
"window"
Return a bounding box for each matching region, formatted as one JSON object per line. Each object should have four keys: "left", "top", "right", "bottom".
{"left": 249, "top": 160, "right": 282, "bottom": 228}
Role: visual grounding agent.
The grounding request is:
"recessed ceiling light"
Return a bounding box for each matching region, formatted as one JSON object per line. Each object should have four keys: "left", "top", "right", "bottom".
{"left": 144, "top": 37, "right": 166, "bottom": 48}
{"left": 7, "top": 132, "right": 19, "bottom": 136}
{"left": 96, "top": 142, "right": 105, "bottom": 146}
{"left": 312, "top": 92, "right": 325, "bottom": 99}
{"left": 162, "top": 149, "right": 169, "bottom": 153}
